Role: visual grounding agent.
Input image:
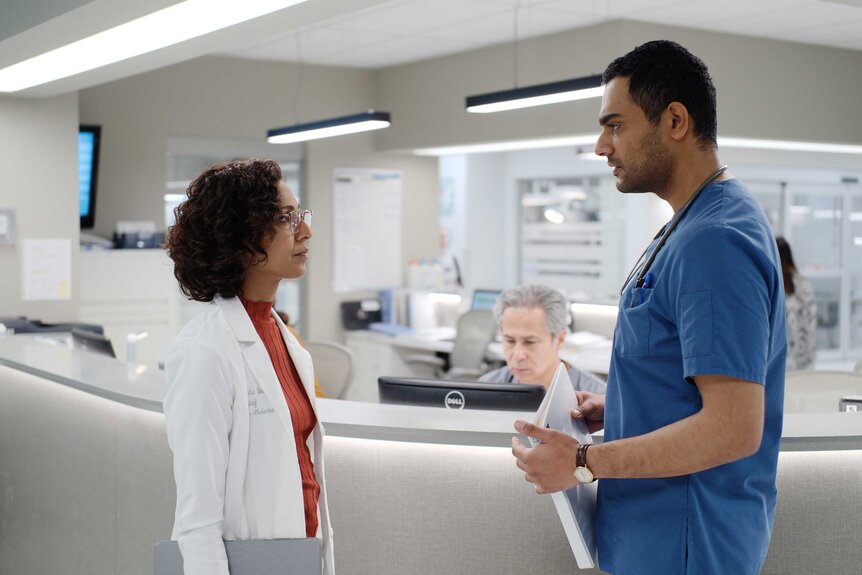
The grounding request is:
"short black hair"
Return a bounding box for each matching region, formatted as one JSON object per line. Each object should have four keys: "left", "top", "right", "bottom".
{"left": 165, "top": 158, "right": 284, "bottom": 302}
{"left": 602, "top": 40, "right": 717, "bottom": 148}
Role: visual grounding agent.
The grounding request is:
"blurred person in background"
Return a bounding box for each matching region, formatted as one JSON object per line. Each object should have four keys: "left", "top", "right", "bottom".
{"left": 480, "top": 284, "right": 606, "bottom": 394}
{"left": 777, "top": 236, "right": 817, "bottom": 370}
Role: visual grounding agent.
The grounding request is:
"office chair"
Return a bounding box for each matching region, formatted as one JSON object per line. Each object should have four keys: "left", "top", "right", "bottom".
{"left": 304, "top": 340, "right": 354, "bottom": 399}
{"left": 854, "top": 359, "right": 862, "bottom": 374}
{"left": 404, "top": 309, "right": 497, "bottom": 380}
{"left": 784, "top": 370, "right": 862, "bottom": 413}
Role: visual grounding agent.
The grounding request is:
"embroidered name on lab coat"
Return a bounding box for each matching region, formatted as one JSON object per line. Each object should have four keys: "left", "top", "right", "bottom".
{"left": 248, "top": 385, "right": 275, "bottom": 416}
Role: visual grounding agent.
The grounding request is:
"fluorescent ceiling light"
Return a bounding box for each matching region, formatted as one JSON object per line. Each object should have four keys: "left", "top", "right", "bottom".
{"left": 415, "top": 134, "right": 862, "bottom": 157}
{"left": 814, "top": 209, "right": 841, "bottom": 219}
{"left": 414, "top": 134, "right": 598, "bottom": 156}
{"left": 543, "top": 209, "right": 565, "bottom": 224}
{"left": 570, "top": 302, "right": 618, "bottom": 318}
{"left": 561, "top": 190, "right": 589, "bottom": 200}
{"left": 267, "top": 111, "right": 391, "bottom": 144}
{"left": 0, "top": 0, "right": 308, "bottom": 93}
{"left": 522, "top": 197, "right": 559, "bottom": 207}
{"left": 577, "top": 151, "right": 605, "bottom": 161}
{"left": 718, "top": 136, "right": 862, "bottom": 154}
{"left": 428, "top": 293, "right": 462, "bottom": 304}
{"left": 466, "top": 75, "right": 604, "bottom": 113}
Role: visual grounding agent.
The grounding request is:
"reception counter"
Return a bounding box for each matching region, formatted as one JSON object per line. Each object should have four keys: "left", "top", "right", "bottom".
{"left": 1, "top": 334, "right": 860, "bottom": 575}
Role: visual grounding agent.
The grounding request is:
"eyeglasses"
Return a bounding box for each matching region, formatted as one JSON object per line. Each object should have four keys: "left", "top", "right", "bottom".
{"left": 276, "top": 209, "right": 312, "bottom": 234}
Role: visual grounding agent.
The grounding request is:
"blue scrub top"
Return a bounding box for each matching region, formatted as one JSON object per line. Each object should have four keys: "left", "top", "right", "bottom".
{"left": 597, "top": 179, "right": 787, "bottom": 575}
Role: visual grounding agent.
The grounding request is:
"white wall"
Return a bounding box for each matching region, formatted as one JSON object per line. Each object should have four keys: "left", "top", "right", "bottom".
{"left": 79, "top": 56, "right": 383, "bottom": 239}
{"left": 0, "top": 93, "right": 79, "bottom": 321}
{"left": 461, "top": 153, "right": 509, "bottom": 292}
{"left": 79, "top": 56, "right": 438, "bottom": 343}
{"left": 374, "top": 20, "right": 862, "bottom": 152}
{"left": 304, "top": 135, "right": 439, "bottom": 342}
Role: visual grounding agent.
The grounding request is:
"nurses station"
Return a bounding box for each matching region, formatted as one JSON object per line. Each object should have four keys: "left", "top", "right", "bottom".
{"left": 1, "top": 1, "right": 862, "bottom": 575}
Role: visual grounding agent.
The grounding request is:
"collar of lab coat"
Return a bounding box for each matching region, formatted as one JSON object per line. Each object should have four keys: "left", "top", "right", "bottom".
{"left": 214, "top": 295, "right": 320, "bottom": 432}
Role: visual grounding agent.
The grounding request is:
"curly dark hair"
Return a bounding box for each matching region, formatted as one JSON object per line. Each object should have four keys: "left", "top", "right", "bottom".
{"left": 603, "top": 40, "right": 718, "bottom": 148}
{"left": 165, "top": 158, "right": 284, "bottom": 302}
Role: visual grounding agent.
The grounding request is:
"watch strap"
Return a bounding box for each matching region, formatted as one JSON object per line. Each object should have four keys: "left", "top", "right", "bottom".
{"left": 576, "top": 443, "right": 596, "bottom": 482}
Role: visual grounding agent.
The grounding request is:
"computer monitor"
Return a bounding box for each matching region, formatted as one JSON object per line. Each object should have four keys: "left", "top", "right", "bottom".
{"left": 78, "top": 125, "right": 101, "bottom": 229}
{"left": 839, "top": 396, "right": 861, "bottom": 412}
{"left": 378, "top": 376, "right": 544, "bottom": 411}
{"left": 71, "top": 327, "right": 115, "bottom": 358}
{"left": 471, "top": 288, "right": 502, "bottom": 311}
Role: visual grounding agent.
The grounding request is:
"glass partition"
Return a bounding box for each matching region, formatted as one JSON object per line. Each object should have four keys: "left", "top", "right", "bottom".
{"left": 850, "top": 195, "right": 862, "bottom": 352}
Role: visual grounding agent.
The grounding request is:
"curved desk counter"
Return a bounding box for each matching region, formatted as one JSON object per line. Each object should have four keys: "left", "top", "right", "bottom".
{"left": 1, "top": 335, "right": 860, "bottom": 575}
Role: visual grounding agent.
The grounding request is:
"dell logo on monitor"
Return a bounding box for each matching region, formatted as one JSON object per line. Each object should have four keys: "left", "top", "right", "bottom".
{"left": 444, "top": 390, "right": 465, "bottom": 409}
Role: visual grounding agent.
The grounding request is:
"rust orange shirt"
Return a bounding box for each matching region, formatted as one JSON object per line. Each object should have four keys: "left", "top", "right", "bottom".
{"left": 241, "top": 297, "right": 320, "bottom": 538}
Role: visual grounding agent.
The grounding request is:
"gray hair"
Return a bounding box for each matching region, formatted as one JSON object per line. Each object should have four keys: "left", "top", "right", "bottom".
{"left": 493, "top": 285, "right": 569, "bottom": 335}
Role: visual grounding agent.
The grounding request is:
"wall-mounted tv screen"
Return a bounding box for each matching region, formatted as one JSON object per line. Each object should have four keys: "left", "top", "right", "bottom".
{"left": 78, "top": 125, "right": 101, "bottom": 229}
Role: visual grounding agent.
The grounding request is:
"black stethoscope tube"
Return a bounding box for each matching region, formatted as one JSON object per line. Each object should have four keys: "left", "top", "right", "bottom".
{"left": 619, "top": 165, "right": 729, "bottom": 295}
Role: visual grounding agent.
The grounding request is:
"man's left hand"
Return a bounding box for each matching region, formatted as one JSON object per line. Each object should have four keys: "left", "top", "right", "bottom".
{"left": 512, "top": 420, "right": 581, "bottom": 494}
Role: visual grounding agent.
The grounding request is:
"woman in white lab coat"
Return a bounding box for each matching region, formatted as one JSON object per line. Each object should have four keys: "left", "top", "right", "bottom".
{"left": 163, "top": 159, "right": 334, "bottom": 575}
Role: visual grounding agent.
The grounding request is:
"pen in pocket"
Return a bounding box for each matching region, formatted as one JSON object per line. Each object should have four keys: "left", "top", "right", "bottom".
{"left": 638, "top": 273, "right": 655, "bottom": 304}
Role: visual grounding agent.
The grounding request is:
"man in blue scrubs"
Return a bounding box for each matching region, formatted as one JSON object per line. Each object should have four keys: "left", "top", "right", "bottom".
{"left": 512, "top": 40, "right": 786, "bottom": 574}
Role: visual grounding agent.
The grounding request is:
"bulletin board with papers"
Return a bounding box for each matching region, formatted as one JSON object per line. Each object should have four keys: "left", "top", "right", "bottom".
{"left": 332, "top": 168, "right": 403, "bottom": 293}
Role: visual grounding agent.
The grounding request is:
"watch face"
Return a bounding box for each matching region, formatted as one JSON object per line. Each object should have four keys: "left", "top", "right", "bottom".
{"left": 574, "top": 466, "right": 594, "bottom": 483}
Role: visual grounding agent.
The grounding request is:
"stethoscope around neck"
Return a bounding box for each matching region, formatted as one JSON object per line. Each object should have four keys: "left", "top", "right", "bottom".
{"left": 619, "top": 165, "right": 728, "bottom": 296}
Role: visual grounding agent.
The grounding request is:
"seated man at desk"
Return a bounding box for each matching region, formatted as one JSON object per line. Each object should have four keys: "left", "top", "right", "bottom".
{"left": 480, "top": 285, "right": 606, "bottom": 394}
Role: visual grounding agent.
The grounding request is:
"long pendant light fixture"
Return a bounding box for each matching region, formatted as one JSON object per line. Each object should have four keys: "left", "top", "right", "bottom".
{"left": 267, "top": 110, "right": 391, "bottom": 144}
{"left": 464, "top": 1, "right": 603, "bottom": 114}
{"left": 267, "top": 30, "right": 390, "bottom": 145}
{"left": 0, "top": 0, "right": 309, "bottom": 93}
{"left": 466, "top": 74, "right": 604, "bottom": 113}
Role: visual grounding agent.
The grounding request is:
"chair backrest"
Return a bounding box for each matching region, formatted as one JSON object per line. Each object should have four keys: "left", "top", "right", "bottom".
{"left": 784, "top": 370, "right": 862, "bottom": 413}
{"left": 304, "top": 340, "right": 354, "bottom": 399}
{"left": 854, "top": 359, "right": 862, "bottom": 373}
{"left": 448, "top": 309, "right": 497, "bottom": 370}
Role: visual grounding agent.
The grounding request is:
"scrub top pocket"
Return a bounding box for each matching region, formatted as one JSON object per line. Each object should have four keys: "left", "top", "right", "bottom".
{"left": 617, "top": 288, "right": 653, "bottom": 357}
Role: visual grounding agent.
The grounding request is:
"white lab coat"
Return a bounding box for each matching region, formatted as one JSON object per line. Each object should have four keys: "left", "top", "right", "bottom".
{"left": 164, "top": 296, "right": 334, "bottom": 575}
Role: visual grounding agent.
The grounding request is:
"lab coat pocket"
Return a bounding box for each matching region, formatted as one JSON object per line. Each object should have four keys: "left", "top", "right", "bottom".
{"left": 618, "top": 288, "right": 653, "bottom": 357}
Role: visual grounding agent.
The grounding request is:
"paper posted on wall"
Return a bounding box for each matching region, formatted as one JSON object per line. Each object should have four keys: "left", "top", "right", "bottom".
{"left": 528, "top": 362, "right": 597, "bottom": 569}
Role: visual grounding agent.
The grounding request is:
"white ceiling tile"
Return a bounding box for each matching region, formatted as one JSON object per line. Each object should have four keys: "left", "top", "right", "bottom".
{"left": 327, "top": 0, "right": 510, "bottom": 37}
{"left": 228, "top": 26, "right": 400, "bottom": 62}
{"left": 319, "top": 35, "right": 483, "bottom": 69}
{"left": 715, "top": 2, "right": 862, "bottom": 34}
{"left": 221, "top": 0, "right": 862, "bottom": 68}
{"left": 424, "top": 8, "right": 603, "bottom": 44}
{"left": 540, "top": 0, "right": 682, "bottom": 16}
{"left": 791, "top": 17, "right": 862, "bottom": 45}
{"left": 624, "top": 0, "right": 809, "bottom": 29}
